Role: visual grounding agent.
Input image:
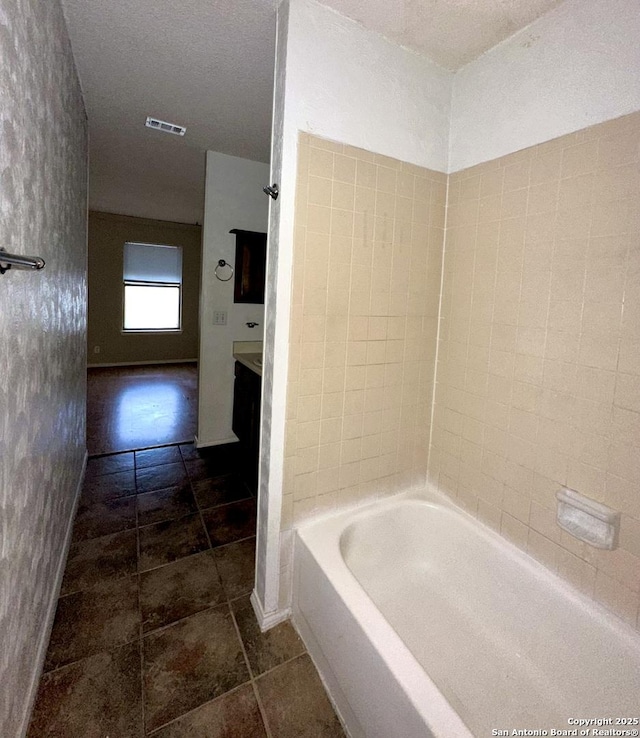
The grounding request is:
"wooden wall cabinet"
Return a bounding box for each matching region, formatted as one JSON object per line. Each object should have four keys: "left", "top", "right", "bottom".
{"left": 230, "top": 229, "right": 266, "bottom": 304}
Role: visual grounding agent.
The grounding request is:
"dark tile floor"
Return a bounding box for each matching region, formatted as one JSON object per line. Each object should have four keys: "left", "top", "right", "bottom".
{"left": 87, "top": 363, "right": 198, "bottom": 456}
{"left": 29, "top": 443, "right": 345, "bottom": 737}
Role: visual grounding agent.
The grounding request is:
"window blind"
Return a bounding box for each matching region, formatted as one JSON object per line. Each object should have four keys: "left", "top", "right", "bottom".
{"left": 123, "top": 242, "right": 182, "bottom": 284}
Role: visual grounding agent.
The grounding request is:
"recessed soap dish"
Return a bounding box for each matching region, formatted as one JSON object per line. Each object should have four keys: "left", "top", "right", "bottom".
{"left": 556, "top": 487, "right": 620, "bottom": 550}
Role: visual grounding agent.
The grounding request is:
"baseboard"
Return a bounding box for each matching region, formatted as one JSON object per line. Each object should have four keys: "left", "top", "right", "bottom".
{"left": 19, "top": 450, "right": 87, "bottom": 738}
{"left": 194, "top": 434, "right": 239, "bottom": 449}
{"left": 250, "top": 589, "right": 291, "bottom": 632}
{"left": 87, "top": 358, "right": 198, "bottom": 368}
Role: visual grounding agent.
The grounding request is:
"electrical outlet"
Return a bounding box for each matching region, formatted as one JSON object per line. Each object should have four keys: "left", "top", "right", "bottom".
{"left": 93, "top": 345, "right": 100, "bottom": 354}
{"left": 213, "top": 311, "right": 227, "bottom": 326}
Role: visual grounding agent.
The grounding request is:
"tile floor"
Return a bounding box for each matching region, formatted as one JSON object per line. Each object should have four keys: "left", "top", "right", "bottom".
{"left": 29, "top": 443, "right": 345, "bottom": 737}
{"left": 87, "top": 363, "right": 198, "bottom": 455}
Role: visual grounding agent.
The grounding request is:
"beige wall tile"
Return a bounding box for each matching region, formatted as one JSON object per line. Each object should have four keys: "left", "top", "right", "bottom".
{"left": 557, "top": 549, "right": 596, "bottom": 596}
{"left": 432, "top": 112, "right": 640, "bottom": 632}
{"left": 333, "top": 154, "right": 357, "bottom": 183}
{"left": 284, "top": 116, "right": 640, "bottom": 632}
{"left": 284, "top": 133, "right": 444, "bottom": 544}
{"left": 501, "top": 513, "right": 529, "bottom": 549}
{"left": 527, "top": 529, "right": 561, "bottom": 572}
{"left": 594, "top": 570, "right": 639, "bottom": 626}
{"left": 308, "top": 147, "right": 334, "bottom": 178}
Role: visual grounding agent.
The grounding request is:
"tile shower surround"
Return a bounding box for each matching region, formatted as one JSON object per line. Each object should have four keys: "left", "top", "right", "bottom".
{"left": 285, "top": 115, "right": 640, "bottom": 631}
{"left": 284, "top": 135, "right": 446, "bottom": 517}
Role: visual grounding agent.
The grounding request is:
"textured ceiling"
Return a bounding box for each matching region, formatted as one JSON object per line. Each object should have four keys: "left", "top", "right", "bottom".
{"left": 324, "top": 0, "right": 565, "bottom": 70}
{"left": 62, "top": 0, "right": 564, "bottom": 223}
{"left": 61, "top": 0, "right": 277, "bottom": 223}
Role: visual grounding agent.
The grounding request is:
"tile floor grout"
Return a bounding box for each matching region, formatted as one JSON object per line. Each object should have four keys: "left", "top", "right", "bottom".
{"left": 227, "top": 603, "right": 274, "bottom": 738}
{"left": 144, "top": 681, "right": 253, "bottom": 736}
{"left": 40, "top": 553, "right": 265, "bottom": 678}
{"left": 80, "top": 444, "right": 257, "bottom": 735}
{"left": 139, "top": 614, "right": 147, "bottom": 738}
{"left": 55, "top": 532, "right": 257, "bottom": 602}
{"left": 88, "top": 439, "right": 194, "bottom": 459}
{"left": 195, "top": 479, "right": 216, "bottom": 551}
{"left": 30, "top": 440, "right": 343, "bottom": 737}
{"left": 251, "top": 681, "right": 274, "bottom": 738}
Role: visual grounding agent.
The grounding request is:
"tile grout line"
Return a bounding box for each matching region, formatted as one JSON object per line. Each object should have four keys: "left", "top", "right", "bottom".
{"left": 144, "top": 681, "right": 255, "bottom": 736}
{"left": 135, "top": 479, "right": 148, "bottom": 738}
{"left": 251, "top": 674, "right": 274, "bottom": 738}
{"left": 38, "top": 628, "right": 142, "bottom": 678}
{"left": 88, "top": 441, "right": 188, "bottom": 461}
{"left": 136, "top": 593, "right": 276, "bottom": 735}
{"left": 228, "top": 602, "right": 274, "bottom": 738}
{"left": 132, "top": 532, "right": 257, "bottom": 578}
{"left": 139, "top": 595, "right": 147, "bottom": 737}
{"left": 40, "top": 444, "right": 264, "bottom": 736}
{"left": 42, "top": 471, "right": 141, "bottom": 677}
{"left": 142, "top": 453, "right": 222, "bottom": 728}
{"left": 139, "top": 599, "right": 228, "bottom": 640}
{"left": 251, "top": 649, "right": 308, "bottom": 683}
{"left": 188, "top": 453, "right": 224, "bottom": 554}
{"left": 44, "top": 552, "right": 225, "bottom": 676}
{"left": 195, "top": 481, "right": 215, "bottom": 551}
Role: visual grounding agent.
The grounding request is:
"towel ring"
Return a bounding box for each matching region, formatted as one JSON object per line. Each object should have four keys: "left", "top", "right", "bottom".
{"left": 214, "top": 259, "right": 234, "bottom": 282}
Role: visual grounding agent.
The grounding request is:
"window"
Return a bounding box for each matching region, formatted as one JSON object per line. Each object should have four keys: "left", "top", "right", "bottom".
{"left": 123, "top": 242, "right": 182, "bottom": 331}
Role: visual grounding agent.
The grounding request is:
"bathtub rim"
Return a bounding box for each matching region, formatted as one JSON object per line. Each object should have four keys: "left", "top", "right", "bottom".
{"left": 295, "top": 486, "right": 475, "bottom": 738}
{"left": 294, "top": 483, "right": 640, "bottom": 738}
{"left": 298, "top": 483, "right": 640, "bottom": 648}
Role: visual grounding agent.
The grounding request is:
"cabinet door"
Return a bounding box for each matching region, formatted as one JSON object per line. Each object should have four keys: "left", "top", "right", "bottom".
{"left": 232, "top": 361, "right": 262, "bottom": 493}
{"left": 232, "top": 361, "right": 253, "bottom": 443}
{"left": 230, "top": 229, "right": 266, "bottom": 304}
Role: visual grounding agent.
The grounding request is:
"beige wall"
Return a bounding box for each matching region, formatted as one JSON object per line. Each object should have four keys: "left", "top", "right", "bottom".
{"left": 88, "top": 211, "right": 201, "bottom": 364}
{"left": 0, "top": 0, "right": 88, "bottom": 734}
{"left": 430, "top": 112, "right": 640, "bottom": 630}
{"left": 281, "top": 133, "right": 446, "bottom": 601}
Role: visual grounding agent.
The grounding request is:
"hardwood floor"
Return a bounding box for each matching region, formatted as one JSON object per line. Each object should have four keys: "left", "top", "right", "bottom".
{"left": 87, "top": 363, "right": 198, "bottom": 455}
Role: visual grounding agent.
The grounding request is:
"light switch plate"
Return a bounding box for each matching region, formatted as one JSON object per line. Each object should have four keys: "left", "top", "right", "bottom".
{"left": 213, "top": 311, "right": 227, "bottom": 325}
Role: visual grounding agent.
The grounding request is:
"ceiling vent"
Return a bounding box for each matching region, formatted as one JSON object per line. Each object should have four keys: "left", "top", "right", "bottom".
{"left": 145, "top": 116, "right": 186, "bottom": 136}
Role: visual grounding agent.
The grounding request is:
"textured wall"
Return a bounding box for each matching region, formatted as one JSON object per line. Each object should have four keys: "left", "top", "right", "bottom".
{"left": 430, "top": 112, "right": 640, "bottom": 630}
{"left": 88, "top": 211, "right": 201, "bottom": 365}
{"left": 0, "top": 0, "right": 88, "bottom": 734}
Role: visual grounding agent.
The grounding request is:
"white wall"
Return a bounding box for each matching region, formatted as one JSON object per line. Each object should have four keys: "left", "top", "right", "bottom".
{"left": 255, "top": 0, "right": 453, "bottom": 619}
{"left": 450, "top": 0, "right": 640, "bottom": 171}
{"left": 253, "top": 0, "right": 290, "bottom": 621}
{"left": 197, "top": 151, "right": 269, "bottom": 447}
{"left": 286, "top": 0, "right": 452, "bottom": 172}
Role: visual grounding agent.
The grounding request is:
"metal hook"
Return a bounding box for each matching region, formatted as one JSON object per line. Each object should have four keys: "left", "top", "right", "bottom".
{"left": 263, "top": 183, "right": 279, "bottom": 200}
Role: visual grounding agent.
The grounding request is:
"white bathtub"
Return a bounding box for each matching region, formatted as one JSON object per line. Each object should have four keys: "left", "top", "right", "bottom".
{"left": 292, "top": 488, "right": 640, "bottom": 738}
